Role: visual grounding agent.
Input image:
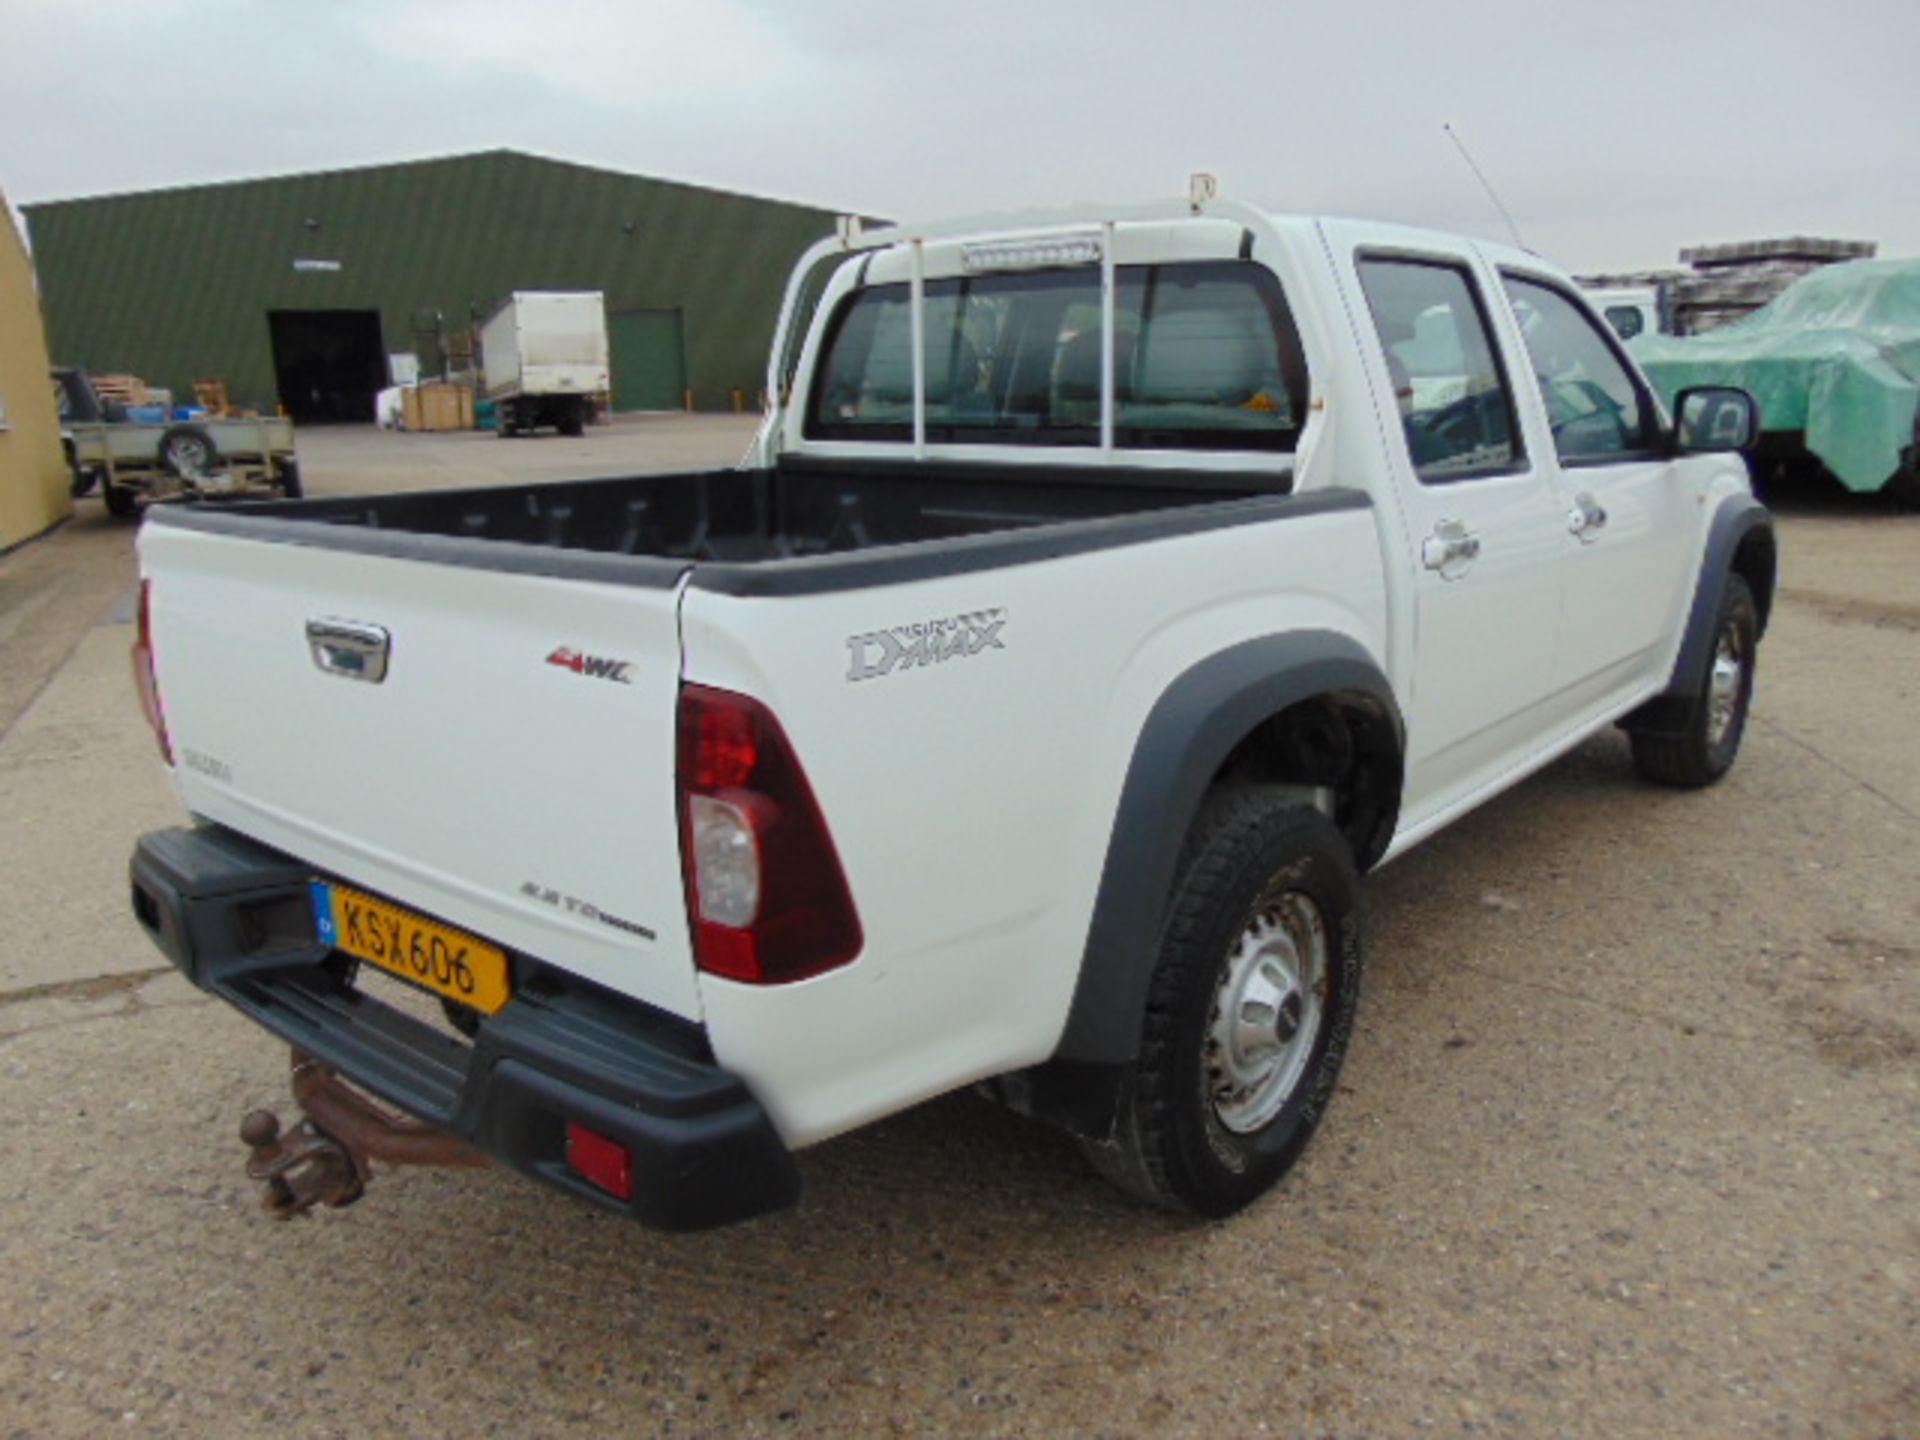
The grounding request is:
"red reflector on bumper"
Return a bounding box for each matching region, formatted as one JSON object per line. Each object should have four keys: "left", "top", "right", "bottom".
{"left": 565, "top": 1120, "right": 633, "bottom": 1201}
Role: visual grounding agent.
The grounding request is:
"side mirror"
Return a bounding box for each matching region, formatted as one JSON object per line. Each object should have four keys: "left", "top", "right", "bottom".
{"left": 1673, "top": 386, "right": 1758, "bottom": 453}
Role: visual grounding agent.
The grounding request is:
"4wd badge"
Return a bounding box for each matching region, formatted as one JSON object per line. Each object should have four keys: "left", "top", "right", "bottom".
{"left": 546, "top": 646, "right": 635, "bottom": 684}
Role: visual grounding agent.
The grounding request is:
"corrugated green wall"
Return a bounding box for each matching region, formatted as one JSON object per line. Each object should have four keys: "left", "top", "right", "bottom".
{"left": 24, "top": 150, "right": 842, "bottom": 414}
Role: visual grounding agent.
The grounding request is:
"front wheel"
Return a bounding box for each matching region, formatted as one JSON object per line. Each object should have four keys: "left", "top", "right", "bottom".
{"left": 102, "top": 483, "right": 140, "bottom": 519}
{"left": 1631, "top": 574, "right": 1758, "bottom": 788}
{"left": 1081, "top": 792, "right": 1363, "bottom": 1217}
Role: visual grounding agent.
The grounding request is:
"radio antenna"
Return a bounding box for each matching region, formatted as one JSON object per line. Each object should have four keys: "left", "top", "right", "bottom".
{"left": 1442, "top": 122, "right": 1527, "bottom": 251}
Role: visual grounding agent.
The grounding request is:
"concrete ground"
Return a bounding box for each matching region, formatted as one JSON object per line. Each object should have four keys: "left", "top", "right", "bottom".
{"left": 281, "top": 412, "right": 764, "bottom": 494}
{"left": 0, "top": 425, "right": 1914, "bottom": 1439}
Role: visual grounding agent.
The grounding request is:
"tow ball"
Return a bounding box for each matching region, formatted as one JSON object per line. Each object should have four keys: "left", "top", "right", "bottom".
{"left": 240, "top": 1049, "right": 489, "bottom": 1219}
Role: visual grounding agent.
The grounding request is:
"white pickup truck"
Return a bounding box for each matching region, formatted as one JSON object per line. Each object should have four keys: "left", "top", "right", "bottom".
{"left": 128, "top": 194, "right": 1776, "bottom": 1230}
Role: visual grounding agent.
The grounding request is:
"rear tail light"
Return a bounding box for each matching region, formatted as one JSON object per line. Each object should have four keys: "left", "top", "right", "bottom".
{"left": 676, "top": 683, "right": 863, "bottom": 984}
{"left": 564, "top": 1120, "right": 633, "bottom": 1201}
{"left": 131, "top": 580, "right": 173, "bottom": 765}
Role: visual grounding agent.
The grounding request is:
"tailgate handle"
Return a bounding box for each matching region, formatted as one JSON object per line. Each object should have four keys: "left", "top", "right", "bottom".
{"left": 307, "top": 619, "right": 391, "bottom": 684}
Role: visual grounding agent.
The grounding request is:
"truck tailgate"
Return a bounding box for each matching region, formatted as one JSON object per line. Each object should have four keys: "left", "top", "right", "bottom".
{"left": 139, "top": 523, "right": 701, "bottom": 1020}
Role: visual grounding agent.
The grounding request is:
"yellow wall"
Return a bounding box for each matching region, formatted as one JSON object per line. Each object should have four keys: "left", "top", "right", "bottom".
{"left": 0, "top": 186, "right": 71, "bottom": 552}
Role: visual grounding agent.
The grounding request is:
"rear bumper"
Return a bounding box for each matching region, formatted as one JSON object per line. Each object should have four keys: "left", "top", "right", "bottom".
{"left": 129, "top": 823, "right": 800, "bottom": 1231}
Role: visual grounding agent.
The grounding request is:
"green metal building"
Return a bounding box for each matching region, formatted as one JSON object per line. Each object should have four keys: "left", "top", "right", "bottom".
{"left": 23, "top": 150, "right": 848, "bottom": 420}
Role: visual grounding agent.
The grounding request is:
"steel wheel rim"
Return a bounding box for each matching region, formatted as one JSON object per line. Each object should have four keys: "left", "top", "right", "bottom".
{"left": 1706, "top": 623, "right": 1746, "bottom": 748}
{"left": 1205, "top": 890, "right": 1329, "bottom": 1135}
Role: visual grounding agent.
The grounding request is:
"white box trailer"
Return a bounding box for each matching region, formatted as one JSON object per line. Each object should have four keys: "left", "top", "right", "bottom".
{"left": 1578, "top": 283, "right": 1667, "bottom": 342}
{"left": 478, "top": 291, "right": 609, "bottom": 437}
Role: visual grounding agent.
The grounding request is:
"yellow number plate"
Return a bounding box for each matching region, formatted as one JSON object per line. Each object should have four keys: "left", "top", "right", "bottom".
{"left": 313, "top": 882, "right": 511, "bottom": 1015}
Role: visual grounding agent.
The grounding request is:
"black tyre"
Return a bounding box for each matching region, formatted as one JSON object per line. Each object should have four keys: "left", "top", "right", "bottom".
{"left": 1883, "top": 450, "right": 1920, "bottom": 511}
{"left": 1631, "top": 574, "right": 1758, "bottom": 788}
{"left": 1081, "top": 792, "right": 1364, "bottom": 1217}
{"left": 558, "top": 399, "right": 586, "bottom": 437}
{"left": 102, "top": 484, "right": 140, "bottom": 519}
{"left": 275, "top": 458, "right": 303, "bottom": 498}
{"left": 157, "top": 423, "right": 218, "bottom": 477}
{"left": 63, "top": 439, "right": 88, "bottom": 497}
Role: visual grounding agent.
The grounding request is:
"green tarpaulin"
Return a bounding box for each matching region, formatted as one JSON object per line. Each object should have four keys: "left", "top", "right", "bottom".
{"left": 1630, "top": 259, "right": 1920, "bottom": 493}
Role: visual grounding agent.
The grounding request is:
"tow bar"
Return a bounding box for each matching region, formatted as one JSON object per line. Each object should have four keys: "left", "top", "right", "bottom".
{"left": 240, "top": 1049, "right": 490, "bottom": 1218}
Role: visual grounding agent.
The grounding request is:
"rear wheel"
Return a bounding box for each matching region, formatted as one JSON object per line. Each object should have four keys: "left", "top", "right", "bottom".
{"left": 1080, "top": 792, "right": 1363, "bottom": 1217}
{"left": 275, "top": 458, "right": 303, "bottom": 498}
{"left": 103, "top": 484, "right": 140, "bottom": 519}
{"left": 1631, "top": 574, "right": 1758, "bottom": 787}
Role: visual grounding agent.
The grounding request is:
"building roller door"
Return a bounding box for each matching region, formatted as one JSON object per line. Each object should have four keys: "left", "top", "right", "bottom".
{"left": 609, "top": 308, "right": 685, "bottom": 411}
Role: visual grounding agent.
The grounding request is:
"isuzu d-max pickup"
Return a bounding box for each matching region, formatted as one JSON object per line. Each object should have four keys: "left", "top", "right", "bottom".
{"left": 128, "top": 192, "right": 1776, "bottom": 1230}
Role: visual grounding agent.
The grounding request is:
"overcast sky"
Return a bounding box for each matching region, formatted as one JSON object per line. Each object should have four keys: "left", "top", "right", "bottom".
{"left": 3, "top": 0, "right": 1914, "bottom": 274}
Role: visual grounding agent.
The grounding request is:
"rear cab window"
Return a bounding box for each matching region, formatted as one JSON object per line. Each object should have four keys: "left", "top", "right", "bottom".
{"left": 805, "top": 261, "right": 1309, "bottom": 454}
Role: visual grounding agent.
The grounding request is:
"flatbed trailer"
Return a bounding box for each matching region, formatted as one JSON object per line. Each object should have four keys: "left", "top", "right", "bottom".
{"left": 56, "top": 366, "right": 301, "bottom": 516}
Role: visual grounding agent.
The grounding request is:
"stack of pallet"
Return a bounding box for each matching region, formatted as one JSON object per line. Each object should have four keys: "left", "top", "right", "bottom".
{"left": 90, "top": 373, "right": 150, "bottom": 408}
{"left": 401, "top": 382, "right": 474, "bottom": 432}
{"left": 1672, "top": 238, "right": 1877, "bottom": 334}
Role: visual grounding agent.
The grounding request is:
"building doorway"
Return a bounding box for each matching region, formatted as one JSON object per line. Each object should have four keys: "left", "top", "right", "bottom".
{"left": 268, "top": 309, "right": 388, "bottom": 422}
{"left": 609, "top": 308, "right": 685, "bottom": 411}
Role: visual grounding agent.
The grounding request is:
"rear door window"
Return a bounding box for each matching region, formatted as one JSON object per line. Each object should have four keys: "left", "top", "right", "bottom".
{"left": 1355, "top": 257, "right": 1524, "bottom": 482}
{"left": 806, "top": 261, "right": 1307, "bottom": 452}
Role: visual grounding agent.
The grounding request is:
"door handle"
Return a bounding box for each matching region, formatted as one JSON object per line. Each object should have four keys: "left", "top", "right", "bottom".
{"left": 1422, "top": 520, "right": 1481, "bottom": 578}
{"left": 307, "top": 619, "right": 391, "bottom": 683}
{"left": 1567, "top": 493, "right": 1608, "bottom": 541}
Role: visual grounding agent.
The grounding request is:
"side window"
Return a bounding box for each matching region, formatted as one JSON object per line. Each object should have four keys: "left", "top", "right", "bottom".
{"left": 1355, "top": 257, "right": 1522, "bottom": 482}
{"left": 1503, "top": 277, "right": 1655, "bottom": 462}
{"left": 1603, "top": 304, "right": 1645, "bottom": 341}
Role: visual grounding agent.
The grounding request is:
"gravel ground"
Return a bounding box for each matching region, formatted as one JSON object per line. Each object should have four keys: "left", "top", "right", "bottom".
{"left": 1, "top": 429, "right": 1914, "bottom": 1439}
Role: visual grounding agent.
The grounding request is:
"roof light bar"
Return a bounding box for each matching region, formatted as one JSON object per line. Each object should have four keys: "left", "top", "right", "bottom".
{"left": 961, "top": 233, "right": 1103, "bottom": 273}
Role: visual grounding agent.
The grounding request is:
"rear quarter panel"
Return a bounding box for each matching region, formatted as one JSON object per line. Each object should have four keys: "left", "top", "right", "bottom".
{"left": 683, "top": 506, "right": 1388, "bottom": 1146}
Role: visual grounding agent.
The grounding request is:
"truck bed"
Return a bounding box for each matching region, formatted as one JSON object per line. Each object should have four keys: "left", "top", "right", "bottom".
{"left": 166, "top": 455, "right": 1293, "bottom": 578}
{"left": 134, "top": 445, "right": 1336, "bottom": 1040}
